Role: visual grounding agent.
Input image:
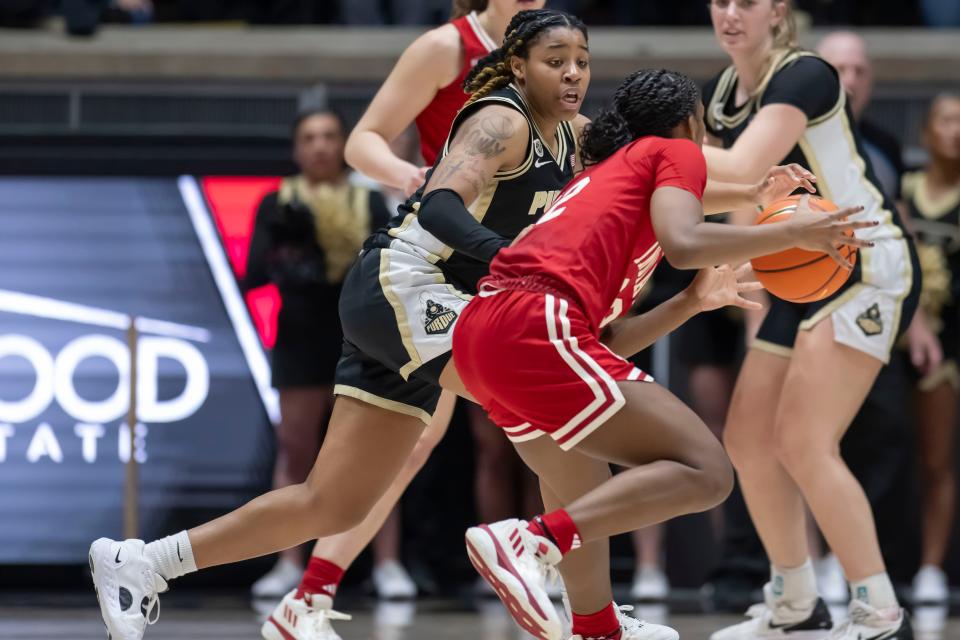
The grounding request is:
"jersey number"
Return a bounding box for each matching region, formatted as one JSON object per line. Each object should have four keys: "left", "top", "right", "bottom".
{"left": 537, "top": 176, "right": 591, "bottom": 225}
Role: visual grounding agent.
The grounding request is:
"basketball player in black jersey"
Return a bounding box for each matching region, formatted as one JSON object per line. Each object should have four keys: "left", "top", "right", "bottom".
{"left": 703, "top": 2, "right": 919, "bottom": 640}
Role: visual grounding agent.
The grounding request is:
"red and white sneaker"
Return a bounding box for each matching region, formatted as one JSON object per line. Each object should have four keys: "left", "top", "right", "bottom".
{"left": 261, "top": 590, "right": 351, "bottom": 640}
{"left": 465, "top": 518, "right": 563, "bottom": 640}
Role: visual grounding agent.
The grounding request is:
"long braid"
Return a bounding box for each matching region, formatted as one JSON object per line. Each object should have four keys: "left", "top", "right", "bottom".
{"left": 463, "top": 9, "right": 588, "bottom": 107}
{"left": 463, "top": 36, "right": 525, "bottom": 105}
{"left": 580, "top": 69, "right": 700, "bottom": 166}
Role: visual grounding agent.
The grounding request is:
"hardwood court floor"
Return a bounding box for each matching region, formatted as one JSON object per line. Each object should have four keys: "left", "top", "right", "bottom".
{"left": 0, "top": 595, "right": 955, "bottom": 639}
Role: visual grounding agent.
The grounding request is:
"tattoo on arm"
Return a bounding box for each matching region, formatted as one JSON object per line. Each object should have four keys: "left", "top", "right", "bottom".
{"left": 460, "top": 113, "right": 517, "bottom": 159}
{"left": 432, "top": 158, "right": 464, "bottom": 184}
{"left": 427, "top": 110, "right": 520, "bottom": 199}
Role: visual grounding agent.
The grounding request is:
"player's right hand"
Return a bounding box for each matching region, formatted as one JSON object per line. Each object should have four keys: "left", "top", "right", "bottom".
{"left": 789, "top": 194, "right": 874, "bottom": 269}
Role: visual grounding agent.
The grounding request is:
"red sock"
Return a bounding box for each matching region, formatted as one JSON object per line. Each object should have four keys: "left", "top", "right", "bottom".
{"left": 572, "top": 602, "right": 622, "bottom": 639}
{"left": 296, "top": 557, "right": 344, "bottom": 600}
{"left": 527, "top": 510, "right": 582, "bottom": 555}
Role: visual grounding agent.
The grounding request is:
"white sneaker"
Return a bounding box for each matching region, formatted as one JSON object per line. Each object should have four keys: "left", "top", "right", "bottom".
{"left": 89, "top": 538, "right": 168, "bottom": 640}
{"left": 912, "top": 565, "right": 949, "bottom": 604}
{"left": 710, "top": 584, "right": 832, "bottom": 640}
{"left": 372, "top": 560, "right": 417, "bottom": 599}
{"left": 630, "top": 567, "right": 669, "bottom": 602}
{"left": 617, "top": 604, "right": 679, "bottom": 640}
{"left": 261, "top": 590, "right": 350, "bottom": 640}
{"left": 816, "top": 555, "right": 848, "bottom": 604}
{"left": 913, "top": 605, "right": 947, "bottom": 640}
{"left": 827, "top": 600, "right": 911, "bottom": 640}
{"left": 373, "top": 601, "right": 416, "bottom": 640}
{"left": 466, "top": 518, "right": 563, "bottom": 640}
{"left": 252, "top": 558, "right": 304, "bottom": 599}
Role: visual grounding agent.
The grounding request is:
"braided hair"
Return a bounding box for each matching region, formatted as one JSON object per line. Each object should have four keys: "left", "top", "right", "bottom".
{"left": 450, "top": 0, "right": 487, "bottom": 19}
{"left": 463, "top": 9, "right": 588, "bottom": 107}
{"left": 580, "top": 69, "right": 700, "bottom": 166}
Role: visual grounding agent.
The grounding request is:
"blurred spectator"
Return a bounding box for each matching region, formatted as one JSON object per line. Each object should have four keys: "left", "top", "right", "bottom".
{"left": 244, "top": 108, "right": 414, "bottom": 598}
{"left": 900, "top": 93, "right": 960, "bottom": 603}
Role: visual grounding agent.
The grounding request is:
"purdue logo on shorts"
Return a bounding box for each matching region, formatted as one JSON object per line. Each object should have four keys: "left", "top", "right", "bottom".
{"left": 423, "top": 298, "right": 457, "bottom": 335}
{"left": 856, "top": 303, "right": 883, "bottom": 336}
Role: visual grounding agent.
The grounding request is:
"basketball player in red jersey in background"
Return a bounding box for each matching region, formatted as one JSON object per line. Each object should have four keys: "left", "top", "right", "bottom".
{"left": 261, "top": 1, "right": 546, "bottom": 638}
{"left": 455, "top": 69, "right": 872, "bottom": 640}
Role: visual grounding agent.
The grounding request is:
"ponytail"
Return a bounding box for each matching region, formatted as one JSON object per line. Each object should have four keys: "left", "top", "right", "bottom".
{"left": 772, "top": 0, "right": 798, "bottom": 51}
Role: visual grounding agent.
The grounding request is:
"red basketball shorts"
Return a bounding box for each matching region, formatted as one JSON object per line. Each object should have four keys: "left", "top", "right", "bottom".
{"left": 453, "top": 288, "right": 653, "bottom": 451}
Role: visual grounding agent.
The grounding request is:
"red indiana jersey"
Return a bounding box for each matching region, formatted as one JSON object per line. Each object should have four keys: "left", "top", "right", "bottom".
{"left": 414, "top": 11, "right": 496, "bottom": 165}
{"left": 482, "top": 136, "right": 707, "bottom": 331}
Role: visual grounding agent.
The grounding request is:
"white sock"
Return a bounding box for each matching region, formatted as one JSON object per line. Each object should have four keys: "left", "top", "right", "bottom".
{"left": 851, "top": 572, "right": 898, "bottom": 610}
{"left": 771, "top": 559, "right": 818, "bottom": 609}
{"left": 144, "top": 531, "right": 197, "bottom": 581}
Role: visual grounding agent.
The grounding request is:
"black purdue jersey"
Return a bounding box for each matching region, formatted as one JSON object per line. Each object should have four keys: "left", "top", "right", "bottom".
{"left": 703, "top": 50, "right": 911, "bottom": 290}
{"left": 372, "top": 84, "right": 578, "bottom": 294}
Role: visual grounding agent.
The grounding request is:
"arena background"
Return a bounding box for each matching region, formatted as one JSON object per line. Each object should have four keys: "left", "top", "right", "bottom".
{"left": 0, "top": 1, "right": 957, "bottom": 635}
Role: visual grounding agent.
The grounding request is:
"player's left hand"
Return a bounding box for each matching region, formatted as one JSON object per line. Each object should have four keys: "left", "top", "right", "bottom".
{"left": 756, "top": 164, "right": 816, "bottom": 205}
{"left": 691, "top": 264, "right": 764, "bottom": 313}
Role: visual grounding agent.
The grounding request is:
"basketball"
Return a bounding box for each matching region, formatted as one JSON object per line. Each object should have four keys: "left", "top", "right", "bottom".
{"left": 750, "top": 195, "right": 856, "bottom": 303}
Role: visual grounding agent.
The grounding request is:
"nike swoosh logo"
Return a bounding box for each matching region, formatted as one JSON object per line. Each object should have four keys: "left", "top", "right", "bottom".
{"left": 177, "top": 542, "right": 183, "bottom": 563}
{"left": 767, "top": 619, "right": 810, "bottom": 630}
{"left": 115, "top": 550, "right": 122, "bottom": 564}
{"left": 534, "top": 159, "right": 552, "bottom": 168}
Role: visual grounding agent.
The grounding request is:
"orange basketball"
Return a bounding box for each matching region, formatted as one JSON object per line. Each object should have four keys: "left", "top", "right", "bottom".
{"left": 750, "top": 195, "right": 856, "bottom": 303}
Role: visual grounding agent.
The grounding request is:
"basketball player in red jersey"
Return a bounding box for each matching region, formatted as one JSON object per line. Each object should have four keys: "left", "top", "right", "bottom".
{"left": 86, "top": 14, "right": 819, "bottom": 640}
{"left": 454, "top": 69, "right": 872, "bottom": 640}
{"left": 256, "top": 2, "right": 546, "bottom": 638}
